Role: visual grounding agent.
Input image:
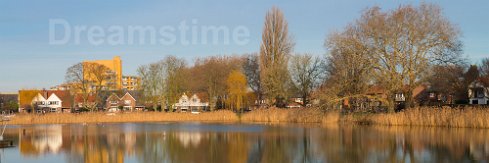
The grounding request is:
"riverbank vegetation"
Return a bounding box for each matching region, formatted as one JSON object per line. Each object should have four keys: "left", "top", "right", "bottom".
{"left": 7, "top": 110, "right": 239, "bottom": 125}
{"left": 342, "top": 107, "right": 489, "bottom": 128}
{"left": 7, "top": 107, "right": 489, "bottom": 129}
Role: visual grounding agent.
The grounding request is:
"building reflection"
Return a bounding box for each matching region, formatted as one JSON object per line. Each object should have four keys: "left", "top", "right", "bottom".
{"left": 19, "top": 124, "right": 64, "bottom": 155}
{"left": 175, "top": 132, "right": 202, "bottom": 148}
{"left": 6, "top": 123, "right": 489, "bottom": 162}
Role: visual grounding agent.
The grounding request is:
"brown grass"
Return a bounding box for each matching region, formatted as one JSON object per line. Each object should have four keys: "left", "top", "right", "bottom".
{"left": 7, "top": 110, "right": 239, "bottom": 125}
{"left": 341, "top": 107, "right": 489, "bottom": 128}
{"left": 240, "top": 107, "right": 340, "bottom": 124}
{"left": 6, "top": 107, "right": 489, "bottom": 129}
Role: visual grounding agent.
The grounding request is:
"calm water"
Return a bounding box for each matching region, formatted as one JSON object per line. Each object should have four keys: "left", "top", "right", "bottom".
{"left": 0, "top": 122, "right": 488, "bottom": 163}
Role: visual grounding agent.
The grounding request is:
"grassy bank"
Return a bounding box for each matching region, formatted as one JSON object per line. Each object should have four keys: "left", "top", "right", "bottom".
{"left": 7, "top": 110, "right": 239, "bottom": 125}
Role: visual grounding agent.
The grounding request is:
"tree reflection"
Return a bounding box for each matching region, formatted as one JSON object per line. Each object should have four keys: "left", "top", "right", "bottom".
{"left": 4, "top": 123, "right": 489, "bottom": 162}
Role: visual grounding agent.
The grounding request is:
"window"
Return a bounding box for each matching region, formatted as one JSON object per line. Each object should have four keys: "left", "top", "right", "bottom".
{"left": 111, "top": 101, "right": 118, "bottom": 104}
{"left": 395, "top": 94, "right": 405, "bottom": 101}
{"left": 477, "top": 90, "right": 484, "bottom": 98}
{"left": 48, "top": 101, "right": 59, "bottom": 105}
{"left": 124, "top": 100, "right": 131, "bottom": 105}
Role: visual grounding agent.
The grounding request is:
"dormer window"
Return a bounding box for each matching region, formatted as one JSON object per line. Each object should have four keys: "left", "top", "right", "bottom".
{"left": 477, "top": 89, "right": 485, "bottom": 98}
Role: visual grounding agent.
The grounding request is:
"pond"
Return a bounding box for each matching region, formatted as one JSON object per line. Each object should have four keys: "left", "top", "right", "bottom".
{"left": 0, "top": 122, "right": 488, "bottom": 163}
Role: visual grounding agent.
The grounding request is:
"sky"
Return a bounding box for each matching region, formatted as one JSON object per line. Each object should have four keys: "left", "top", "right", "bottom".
{"left": 0, "top": 0, "right": 488, "bottom": 92}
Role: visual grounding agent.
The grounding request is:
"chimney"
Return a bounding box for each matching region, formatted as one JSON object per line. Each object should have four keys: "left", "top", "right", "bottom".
{"left": 43, "top": 88, "right": 48, "bottom": 99}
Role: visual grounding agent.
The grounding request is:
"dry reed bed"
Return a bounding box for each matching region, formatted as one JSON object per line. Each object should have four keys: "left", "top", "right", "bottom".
{"left": 342, "top": 107, "right": 489, "bottom": 128}
{"left": 8, "top": 108, "right": 340, "bottom": 125}
{"left": 240, "top": 108, "right": 340, "bottom": 124}
{"left": 7, "top": 107, "right": 489, "bottom": 128}
{"left": 7, "top": 110, "right": 239, "bottom": 125}
{"left": 372, "top": 126, "right": 489, "bottom": 147}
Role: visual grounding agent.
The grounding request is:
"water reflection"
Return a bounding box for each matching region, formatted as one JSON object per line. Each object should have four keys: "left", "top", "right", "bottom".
{"left": 2, "top": 123, "right": 489, "bottom": 162}
{"left": 20, "top": 125, "right": 63, "bottom": 155}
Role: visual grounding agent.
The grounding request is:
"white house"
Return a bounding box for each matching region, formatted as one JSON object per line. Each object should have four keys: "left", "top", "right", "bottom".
{"left": 31, "top": 91, "right": 72, "bottom": 113}
{"left": 468, "top": 80, "right": 489, "bottom": 105}
{"left": 173, "top": 93, "right": 208, "bottom": 112}
{"left": 32, "top": 93, "right": 62, "bottom": 112}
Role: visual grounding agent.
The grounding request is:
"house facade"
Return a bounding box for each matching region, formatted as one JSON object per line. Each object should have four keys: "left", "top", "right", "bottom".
{"left": 173, "top": 93, "right": 209, "bottom": 112}
{"left": 29, "top": 90, "right": 72, "bottom": 113}
{"left": 468, "top": 80, "right": 489, "bottom": 105}
{"left": 104, "top": 92, "right": 138, "bottom": 112}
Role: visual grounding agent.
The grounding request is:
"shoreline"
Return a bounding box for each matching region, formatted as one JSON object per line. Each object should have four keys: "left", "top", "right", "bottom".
{"left": 6, "top": 110, "right": 239, "bottom": 125}
{"left": 5, "top": 107, "right": 489, "bottom": 129}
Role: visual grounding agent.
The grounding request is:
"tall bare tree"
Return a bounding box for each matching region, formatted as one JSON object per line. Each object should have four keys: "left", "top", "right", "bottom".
{"left": 137, "top": 55, "right": 187, "bottom": 111}
{"left": 289, "top": 54, "right": 325, "bottom": 106}
{"left": 66, "top": 62, "right": 116, "bottom": 110}
{"left": 137, "top": 62, "right": 164, "bottom": 110}
{"left": 259, "top": 7, "right": 294, "bottom": 107}
{"left": 162, "top": 56, "right": 187, "bottom": 111}
{"left": 243, "top": 53, "right": 263, "bottom": 104}
{"left": 324, "top": 24, "right": 376, "bottom": 110}
{"left": 480, "top": 58, "right": 489, "bottom": 83}
{"left": 326, "top": 3, "right": 462, "bottom": 111}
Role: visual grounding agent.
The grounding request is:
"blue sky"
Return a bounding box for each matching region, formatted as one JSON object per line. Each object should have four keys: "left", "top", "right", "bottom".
{"left": 0, "top": 0, "right": 488, "bottom": 92}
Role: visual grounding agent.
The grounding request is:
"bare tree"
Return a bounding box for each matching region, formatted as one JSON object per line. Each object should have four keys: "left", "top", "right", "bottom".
{"left": 162, "top": 56, "right": 187, "bottom": 111}
{"left": 480, "top": 58, "right": 489, "bottom": 81}
{"left": 137, "top": 62, "right": 164, "bottom": 110}
{"left": 137, "top": 55, "right": 187, "bottom": 111}
{"left": 190, "top": 56, "right": 243, "bottom": 110}
{"left": 425, "top": 64, "right": 466, "bottom": 104}
{"left": 326, "top": 3, "right": 462, "bottom": 111}
{"left": 323, "top": 24, "right": 376, "bottom": 110}
{"left": 289, "top": 54, "right": 325, "bottom": 106}
{"left": 66, "top": 62, "right": 116, "bottom": 110}
{"left": 243, "top": 53, "right": 263, "bottom": 105}
{"left": 66, "top": 63, "right": 89, "bottom": 108}
{"left": 259, "top": 7, "right": 294, "bottom": 107}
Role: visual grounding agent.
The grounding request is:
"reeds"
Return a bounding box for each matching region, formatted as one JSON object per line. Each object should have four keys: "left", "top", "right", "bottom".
{"left": 7, "top": 107, "right": 489, "bottom": 128}
{"left": 240, "top": 107, "right": 340, "bottom": 124}
{"left": 7, "top": 110, "right": 239, "bottom": 125}
{"left": 342, "top": 107, "right": 489, "bottom": 128}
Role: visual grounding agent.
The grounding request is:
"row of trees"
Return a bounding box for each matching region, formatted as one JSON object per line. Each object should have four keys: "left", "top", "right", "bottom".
{"left": 137, "top": 55, "right": 245, "bottom": 111}
{"left": 135, "top": 54, "right": 326, "bottom": 111}
{"left": 136, "top": 7, "right": 326, "bottom": 111}
{"left": 66, "top": 3, "right": 487, "bottom": 112}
